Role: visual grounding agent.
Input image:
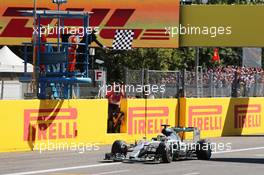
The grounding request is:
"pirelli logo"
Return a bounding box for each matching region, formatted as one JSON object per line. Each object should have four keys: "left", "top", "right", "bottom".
{"left": 128, "top": 107, "right": 169, "bottom": 135}
{"left": 188, "top": 105, "right": 222, "bottom": 131}
{"left": 234, "top": 104, "right": 261, "bottom": 128}
{"left": 24, "top": 108, "right": 78, "bottom": 141}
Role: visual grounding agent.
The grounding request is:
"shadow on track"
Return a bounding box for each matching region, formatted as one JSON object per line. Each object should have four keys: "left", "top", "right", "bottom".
{"left": 210, "top": 157, "right": 264, "bottom": 164}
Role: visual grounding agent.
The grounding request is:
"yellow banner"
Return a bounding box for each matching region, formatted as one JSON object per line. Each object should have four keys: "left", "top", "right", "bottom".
{"left": 1, "top": 98, "right": 264, "bottom": 152}
{"left": 0, "top": 0, "right": 179, "bottom": 48}
{"left": 0, "top": 99, "right": 108, "bottom": 152}
{"left": 181, "top": 98, "right": 264, "bottom": 138}
{"left": 0, "top": 99, "right": 178, "bottom": 152}
{"left": 180, "top": 5, "right": 264, "bottom": 47}
{"left": 120, "top": 99, "right": 178, "bottom": 140}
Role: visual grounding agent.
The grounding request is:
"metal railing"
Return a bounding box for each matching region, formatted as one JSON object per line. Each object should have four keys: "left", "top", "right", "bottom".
{"left": 0, "top": 80, "right": 23, "bottom": 100}
{"left": 0, "top": 69, "right": 107, "bottom": 100}
{"left": 2, "top": 68, "right": 264, "bottom": 99}
{"left": 124, "top": 68, "right": 264, "bottom": 98}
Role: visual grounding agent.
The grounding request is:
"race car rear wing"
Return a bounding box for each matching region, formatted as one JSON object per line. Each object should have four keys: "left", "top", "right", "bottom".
{"left": 172, "top": 127, "right": 201, "bottom": 142}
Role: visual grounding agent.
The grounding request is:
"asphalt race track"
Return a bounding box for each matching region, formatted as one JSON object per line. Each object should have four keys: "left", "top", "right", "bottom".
{"left": 1, "top": 136, "right": 264, "bottom": 175}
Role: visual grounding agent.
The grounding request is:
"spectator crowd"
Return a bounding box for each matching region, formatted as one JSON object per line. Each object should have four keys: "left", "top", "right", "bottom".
{"left": 124, "top": 66, "right": 264, "bottom": 98}
{"left": 184, "top": 66, "right": 264, "bottom": 97}
{"left": 204, "top": 66, "right": 264, "bottom": 87}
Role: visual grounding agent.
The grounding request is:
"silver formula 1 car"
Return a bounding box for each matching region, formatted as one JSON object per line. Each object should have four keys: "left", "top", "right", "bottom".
{"left": 104, "top": 124, "right": 212, "bottom": 163}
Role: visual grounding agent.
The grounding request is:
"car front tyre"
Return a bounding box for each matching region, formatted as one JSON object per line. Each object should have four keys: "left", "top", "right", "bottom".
{"left": 157, "top": 142, "right": 172, "bottom": 163}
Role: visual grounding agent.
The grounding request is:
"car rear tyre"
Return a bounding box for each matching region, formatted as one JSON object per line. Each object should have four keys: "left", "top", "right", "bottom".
{"left": 196, "top": 140, "right": 212, "bottom": 160}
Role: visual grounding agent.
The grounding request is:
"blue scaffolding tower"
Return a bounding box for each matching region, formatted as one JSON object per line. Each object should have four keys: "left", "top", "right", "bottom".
{"left": 21, "top": 10, "right": 92, "bottom": 99}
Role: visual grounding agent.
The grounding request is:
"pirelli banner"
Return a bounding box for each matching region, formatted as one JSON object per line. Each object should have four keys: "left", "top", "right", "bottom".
{"left": 0, "top": 99, "right": 177, "bottom": 152}
{"left": 0, "top": 99, "right": 109, "bottom": 152}
{"left": 1, "top": 98, "right": 264, "bottom": 152}
{"left": 0, "top": 0, "right": 179, "bottom": 48}
{"left": 120, "top": 99, "right": 178, "bottom": 140}
{"left": 180, "top": 98, "right": 264, "bottom": 138}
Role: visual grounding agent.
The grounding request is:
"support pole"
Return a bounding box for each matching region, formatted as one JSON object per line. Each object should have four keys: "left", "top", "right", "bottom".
{"left": 1, "top": 80, "right": 4, "bottom": 99}
{"left": 31, "top": 0, "right": 37, "bottom": 95}
{"left": 195, "top": 47, "right": 199, "bottom": 97}
{"left": 57, "top": 3, "right": 60, "bottom": 52}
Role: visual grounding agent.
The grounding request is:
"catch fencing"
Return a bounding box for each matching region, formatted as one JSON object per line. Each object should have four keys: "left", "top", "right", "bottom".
{"left": 1, "top": 68, "right": 264, "bottom": 99}
{"left": 0, "top": 70, "right": 107, "bottom": 100}
{"left": 124, "top": 68, "right": 264, "bottom": 98}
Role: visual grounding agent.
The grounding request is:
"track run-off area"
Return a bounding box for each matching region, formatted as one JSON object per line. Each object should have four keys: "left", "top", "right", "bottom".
{"left": 1, "top": 136, "right": 264, "bottom": 175}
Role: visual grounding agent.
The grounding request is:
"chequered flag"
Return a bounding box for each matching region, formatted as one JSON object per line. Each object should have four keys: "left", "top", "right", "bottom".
{"left": 112, "top": 29, "right": 134, "bottom": 50}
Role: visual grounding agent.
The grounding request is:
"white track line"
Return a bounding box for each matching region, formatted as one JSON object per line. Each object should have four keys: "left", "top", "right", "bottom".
{"left": 3, "top": 146, "right": 264, "bottom": 175}
{"left": 2, "top": 163, "right": 122, "bottom": 175}
{"left": 253, "top": 154, "right": 264, "bottom": 157}
{"left": 91, "top": 170, "right": 130, "bottom": 175}
{"left": 182, "top": 172, "right": 200, "bottom": 175}
{"left": 212, "top": 146, "right": 264, "bottom": 154}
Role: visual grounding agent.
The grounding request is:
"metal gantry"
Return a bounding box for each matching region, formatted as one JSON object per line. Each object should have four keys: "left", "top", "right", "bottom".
{"left": 22, "top": 10, "right": 93, "bottom": 99}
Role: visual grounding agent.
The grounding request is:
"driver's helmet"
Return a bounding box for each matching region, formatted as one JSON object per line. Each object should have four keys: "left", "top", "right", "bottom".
{"left": 157, "top": 134, "right": 166, "bottom": 141}
{"left": 162, "top": 128, "right": 174, "bottom": 137}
